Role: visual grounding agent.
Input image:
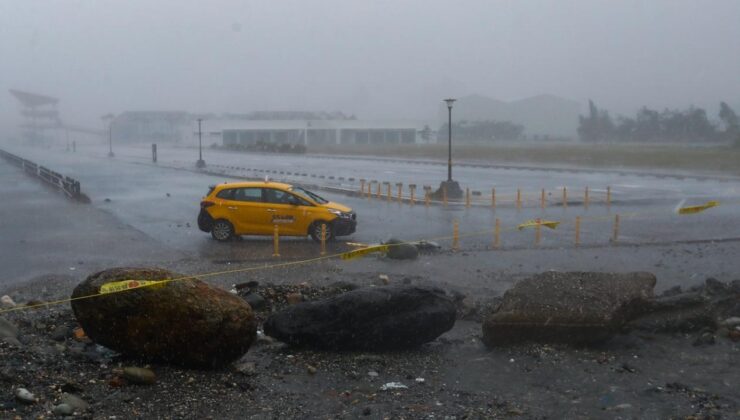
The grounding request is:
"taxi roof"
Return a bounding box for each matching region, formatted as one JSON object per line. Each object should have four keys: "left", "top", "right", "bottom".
{"left": 213, "top": 180, "right": 293, "bottom": 190}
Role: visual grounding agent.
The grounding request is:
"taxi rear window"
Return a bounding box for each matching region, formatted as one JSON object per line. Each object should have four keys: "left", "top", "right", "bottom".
{"left": 216, "top": 188, "right": 234, "bottom": 199}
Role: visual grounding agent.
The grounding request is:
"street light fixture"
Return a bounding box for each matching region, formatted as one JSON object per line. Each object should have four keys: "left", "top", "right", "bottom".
{"left": 101, "top": 114, "right": 115, "bottom": 157}
{"left": 196, "top": 118, "right": 206, "bottom": 168}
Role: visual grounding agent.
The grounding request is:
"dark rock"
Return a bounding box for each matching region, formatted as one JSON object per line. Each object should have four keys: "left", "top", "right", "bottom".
{"left": 242, "top": 292, "right": 267, "bottom": 311}
{"left": 385, "top": 238, "right": 419, "bottom": 260}
{"left": 693, "top": 331, "right": 716, "bottom": 346}
{"left": 71, "top": 267, "right": 257, "bottom": 368}
{"left": 264, "top": 286, "right": 456, "bottom": 350}
{"left": 482, "top": 271, "right": 656, "bottom": 347}
{"left": 50, "top": 324, "right": 70, "bottom": 342}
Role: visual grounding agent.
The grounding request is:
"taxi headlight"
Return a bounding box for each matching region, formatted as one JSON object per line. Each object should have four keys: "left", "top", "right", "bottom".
{"left": 328, "top": 209, "right": 351, "bottom": 219}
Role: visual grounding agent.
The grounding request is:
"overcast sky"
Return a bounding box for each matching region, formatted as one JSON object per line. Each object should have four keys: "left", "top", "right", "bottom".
{"left": 2, "top": 0, "right": 739, "bottom": 128}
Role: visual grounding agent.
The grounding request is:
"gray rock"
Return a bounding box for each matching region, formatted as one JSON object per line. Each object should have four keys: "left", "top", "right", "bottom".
{"left": 242, "top": 292, "right": 267, "bottom": 311}
{"left": 61, "top": 392, "right": 89, "bottom": 412}
{"left": 53, "top": 403, "right": 74, "bottom": 416}
{"left": 0, "top": 317, "right": 21, "bottom": 347}
{"left": 264, "top": 285, "right": 456, "bottom": 350}
{"left": 385, "top": 238, "right": 419, "bottom": 260}
{"left": 482, "top": 271, "right": 656, "bottom": 347}
{"left": 123, "top": 367, "right": 156, "bottom": 385}
{"left": 15, "top": 388, "right": 35, "bottom": 404}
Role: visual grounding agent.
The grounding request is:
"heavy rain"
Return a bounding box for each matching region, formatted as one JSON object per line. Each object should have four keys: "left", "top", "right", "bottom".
{"left": 1, "top": 1, "right": 740, "bottom": 418}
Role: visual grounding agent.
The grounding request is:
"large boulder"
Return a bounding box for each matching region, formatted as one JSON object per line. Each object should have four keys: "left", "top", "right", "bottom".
{"left": 71, "top": 267, "right": 257, "bottom": 368}
{"left": 482, "top": 271, "right": 656, "bottom": 347}
{"left": 264, "top": 285, "right": 456, "bottom": 350}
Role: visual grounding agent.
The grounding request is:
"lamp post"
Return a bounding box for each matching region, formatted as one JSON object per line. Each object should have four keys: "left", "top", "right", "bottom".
{"left": 101, "top": 114, "right": 115, "bottom": 157}
{"left": 444, "top": 98, "right": 456, "bottom": 181}
{"left": 196, "top": 118, "right": 206, "bottom": 168}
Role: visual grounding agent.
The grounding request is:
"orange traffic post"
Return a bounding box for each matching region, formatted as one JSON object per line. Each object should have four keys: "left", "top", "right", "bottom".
{"left": 612, "top": 214, "right": 620, "bottom": 242}
{"left": 584, "top": 186, "right": 590, "bottom": 209}
{"left": 493, "top": 218, "right": 501, "bottom": 249}
{"left": 535, "top": 220, "right": 542, "bottom": 246}
{"left": 540, "top": 188, "right": 546, "bottom": 209}
{"left": 465, "top": 188, "right": 471, "bottom": 208}
{"left": 396, "top": 183, "right": 403, "bottom": 203}
{"left": 424, "top": 187, "right": 431, "bottom": 207}
{"left": 320, "top": 224, "right": 327, "bottom": 256}
{"left": 452, "top": 220, "right": 460, "bottom": 251}
{"left": 272, "top": 225, "right": 280, "bottom": 257}
{"left": 606, "top": 186, "right": 612, "bottom": 207}
{"left": 442, "top": 186, "right": 448, "bottom": 207}
{"left": 409, "top": 184, "right": 416, "bottom": 205}
{"left": 359, "top": 179, "right": 366, "bottom": 195}
{"left": 385, "top": 182, "right": 391, "bottom": 202}
{"left": 516, "top": 188, "right": 522, "bottom": 210}
{"left": 376, "top": 181, "right": 381, "bottom": 199}
{"left": 491, "top": 187, "right": 496, "bottom": 209}
{"left": 575, "top": 216, "right": 581, "bottom": 246}
{"left": 562, "top": 186, "right": 568, "bottom": 208}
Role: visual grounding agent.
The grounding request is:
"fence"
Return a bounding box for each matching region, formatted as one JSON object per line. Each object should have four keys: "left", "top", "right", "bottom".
{"left": 0, "top": 149, "right": 83, "bottom": 200}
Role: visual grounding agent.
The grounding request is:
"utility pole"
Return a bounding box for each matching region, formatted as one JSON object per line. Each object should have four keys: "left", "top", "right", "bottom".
{"left": 196, "top": 118, "right": 206, "bottom": 168}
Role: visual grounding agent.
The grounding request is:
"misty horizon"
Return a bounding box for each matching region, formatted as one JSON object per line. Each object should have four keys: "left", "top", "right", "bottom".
{"left": 2, "top": 0, "right": 739, "bottom": 129}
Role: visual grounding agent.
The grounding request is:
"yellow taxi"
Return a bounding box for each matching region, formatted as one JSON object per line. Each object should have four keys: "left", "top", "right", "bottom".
{"left": 197, "top": 181, "right": 356, "bottom": 242}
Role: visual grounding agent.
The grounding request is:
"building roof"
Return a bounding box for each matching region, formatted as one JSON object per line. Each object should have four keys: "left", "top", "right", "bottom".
{"left": 9, "top": 89, "right": 59, "bottom": 107}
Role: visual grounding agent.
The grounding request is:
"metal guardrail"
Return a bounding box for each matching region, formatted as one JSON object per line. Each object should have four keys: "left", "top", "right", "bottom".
{"left": 0, "top": 148, "right": 83, "bottom": 200}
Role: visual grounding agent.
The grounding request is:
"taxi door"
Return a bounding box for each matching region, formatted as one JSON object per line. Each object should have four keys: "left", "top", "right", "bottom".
{"left": 261, "top": 188, "right": 311, "bottom": 236}
{"left": 226, "top": 187, "right": 269, "bottom": 234}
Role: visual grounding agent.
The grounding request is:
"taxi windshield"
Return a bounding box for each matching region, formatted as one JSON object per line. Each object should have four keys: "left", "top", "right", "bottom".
{"left": 289, "top": 186, "right": 328, "bottom": 204}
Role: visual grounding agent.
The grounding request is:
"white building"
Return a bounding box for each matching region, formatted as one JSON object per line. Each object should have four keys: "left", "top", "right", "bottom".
{"left": 200, "top": 119, "right": 425, "bottom": 147}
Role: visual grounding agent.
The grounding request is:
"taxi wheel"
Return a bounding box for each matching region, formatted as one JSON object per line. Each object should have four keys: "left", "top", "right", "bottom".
{"left": 211, "top": 220, "right": 234, "bottom": 242}
{"left": 310, "top": 221, "right": 333, "bottom": 242}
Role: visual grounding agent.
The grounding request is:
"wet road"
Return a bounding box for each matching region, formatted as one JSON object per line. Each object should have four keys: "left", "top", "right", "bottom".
{"left": 2, "top": 142, "right": 740, "bottom": 292}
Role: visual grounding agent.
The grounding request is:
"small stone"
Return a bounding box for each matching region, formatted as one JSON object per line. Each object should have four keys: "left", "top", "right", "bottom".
{"left": 286, "top": 292, "right": 303, "bottom": 305}
{"left": 378, "top": 274, "right": 390, "bottom": 285}
{"left": 307, "top": 365, "right": 317, "bottom": 375}
{"left": 235, "top": 362, "right": 257, "bottom": 377}
{"left": 609, "top": 403, "right": 633, "bottom": 411}
{"left": 0, "top": 317, "right": 21, "bottom": 347}
{"left": 362, "top": 407, "right": 372, "bottom": 416}
{"left": 415, "top": 377, "right": 425, "bottom": 384}
{"left": 122, "top": 367, "right": 156, "bottom": 385}
{"left": 61, "top": 392, "right": 89, "bottom": 412}
{"left": 367, "top": 371, "right": 379, "bottom": 378}
{"left": 15, "top": 388, "right": 35, "bottom": 404}
{"left": 50, "top": 325, "right": 69, "bottom": 342}
{"left": 243, "top": 293, "right": 267, "bottom": 311}
{"left": 1, "top": 295, "right": 16, "bottom": 308}
{"left": 53, "top": 403, "right": 74, "bottom": 416}
{"left": 693, "top": 332, "right": 715, "bottom": 346}
{"left": 721, "top": 317, "right": 740, "bottom": 328}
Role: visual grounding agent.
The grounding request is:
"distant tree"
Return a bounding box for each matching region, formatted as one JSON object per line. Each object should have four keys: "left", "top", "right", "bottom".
{"left": 437, "top": 120, "right": 524, "bottom": 142}
{"left": 719, "top": 102, "right": 739, "bottom": 133}
{"left": 578, "top": 100, "right": 614, "bottom": 142}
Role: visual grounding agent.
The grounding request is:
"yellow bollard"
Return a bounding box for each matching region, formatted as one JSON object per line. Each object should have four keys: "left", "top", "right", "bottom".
{"left": 541, "top": 188, "right": 546, "bottom": 209}
{"left": 396, "top": 183, "right": 403, "bottom": 203}
{"left": 272, "top": 225, "right": 280, "bottom": 257}
{"left": 320, "top": 224, "right": 327, "bottom": 256}
{"left": 516, "top": 188, "right": 522, "bottom": 210}
{"left": 409, "top": 184, "right": 416, "bottom": 205}
{"left": 366, "top": 182, "right": 372, "bottom": 199}
{"left": 424, "top": 188, "right": 431, "bottom": 207}
{"left": 491, "top": 187, "right": 496, "bottom": 209}
{"left": 575, "top": 216, "right": 581, "bottom": 246}
{"left": 385, "top": 182, "right": 391, "bottom": 202}
{"left": 493, "top": 218, "right": 501, "bottom": 249}
{"left": 452, "top": 220, "right": 459, "bottom": 251}
{"left": 563, "top": 186, "right": 568, "bottom": 208}
{"left": 376, "top": 182, "right": 381, "bottom": 199}
{"left": 584, "top": 186, "right": 590, "bottom": 209}
{"left": 360, "top": 179, "right": 366, "bottom": 195}
{"left": 612, "top": 214, "right": 620, "bottom": 242}
{"left": 535, "top": 220, "right": 542, "bottom": 246}
{"left": 606, "top": 186, "right": 611, "bottom": 207}
{"left": 443, "top": 186, "right": 448, "bottom": 207}
{"left": 465, "top": 188, "right": 471, "bottom": 208}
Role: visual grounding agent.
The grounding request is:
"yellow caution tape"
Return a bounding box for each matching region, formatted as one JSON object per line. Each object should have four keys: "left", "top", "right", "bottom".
{"left": 517, "top": 219, "right": 560, "bottom": 230}
{"left": 678, "top": 200, "right": 719, "bottom": 215}
{"left": 340, "top": 245, "right": 389, "bottom": 260}
{"left": 99, "top": 279, "right": 166, "bottom": 294}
